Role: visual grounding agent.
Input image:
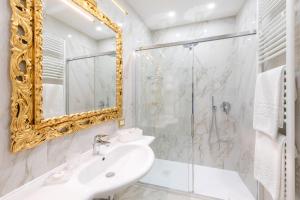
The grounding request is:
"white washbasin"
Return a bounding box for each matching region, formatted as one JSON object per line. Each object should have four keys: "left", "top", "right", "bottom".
{"left": 79, "top": 144, "right": 155, "bottom": 198}
{"left": 1, "top": 136, "right": 155, "bottom": 200}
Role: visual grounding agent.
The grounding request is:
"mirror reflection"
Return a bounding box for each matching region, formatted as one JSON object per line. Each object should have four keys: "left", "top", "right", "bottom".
{"left": 42, "top": 0, "right": 117, "bottom": 119}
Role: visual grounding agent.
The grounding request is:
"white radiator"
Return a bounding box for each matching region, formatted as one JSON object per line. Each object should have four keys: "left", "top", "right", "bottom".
{"left": 258, "top": 0, "right": 286, "bottom": 65}
{"left": 42, "top": 34, "right": 65, "bottom": 84}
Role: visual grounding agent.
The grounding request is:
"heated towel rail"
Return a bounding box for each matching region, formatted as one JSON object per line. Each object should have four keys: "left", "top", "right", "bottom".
{"left": 257, "top": 0, "right": 296, "bottom": 199}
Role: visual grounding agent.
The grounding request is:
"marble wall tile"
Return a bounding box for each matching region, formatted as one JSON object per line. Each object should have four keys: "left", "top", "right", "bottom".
{"left": 232, "top": 35, "right": 257, "bottom": 195}
{"left": 234, "top": 0, "right": 258, "bottom": 196}
{"left": 192, "top": 38, "right": 239, "bottom": 170}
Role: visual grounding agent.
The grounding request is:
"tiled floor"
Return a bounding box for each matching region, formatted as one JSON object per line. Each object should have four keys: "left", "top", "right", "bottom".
{"left": 116, "top": 183, "right": 220, "bottom": 200}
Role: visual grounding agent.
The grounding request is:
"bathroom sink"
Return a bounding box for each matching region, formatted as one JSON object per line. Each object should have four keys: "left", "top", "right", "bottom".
{"left": 1, "top": 137, "right": 155, "bottom": 200}
{"left": 78, "top": 144, "right": 155, "bottom": 198}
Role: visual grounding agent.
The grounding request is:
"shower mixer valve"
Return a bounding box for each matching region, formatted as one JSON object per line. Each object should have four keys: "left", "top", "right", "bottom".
{"left": 221, "top": 102, "right": 231, "bottom": 115}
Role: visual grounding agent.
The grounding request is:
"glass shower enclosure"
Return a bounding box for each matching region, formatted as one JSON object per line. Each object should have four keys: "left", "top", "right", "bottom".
{"left": 66, "top": 52, "right": 116, "bottom": 114}
{"left": 135, "top": 45, "right": 194, "bottom": 192}
{"left": 135, "top": 32, "right": 257, "bottom": 200}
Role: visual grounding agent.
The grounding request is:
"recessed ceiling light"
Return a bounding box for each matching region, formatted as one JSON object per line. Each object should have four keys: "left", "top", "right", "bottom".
{"left": 67, "top": 34, "right": 72, "bottom": 38}
{"left": 96, "top": 26, "right": 102, "bottom": 31}
{"left": 207, "top": 3, "right": 216, "bottom": 10}
{"left": 168, "top": 11, "right": 176, "bottom": 17}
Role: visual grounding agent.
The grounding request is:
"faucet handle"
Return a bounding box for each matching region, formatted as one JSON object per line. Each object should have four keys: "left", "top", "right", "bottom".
{"left": 94, "top": 134, "right": 110, "bottom": 144}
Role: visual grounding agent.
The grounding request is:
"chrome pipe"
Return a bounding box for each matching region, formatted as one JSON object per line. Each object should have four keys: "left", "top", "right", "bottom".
{"left": 67, "top": 51, "right": 116, "bottom": 61}
{"left": 136, "top": 30, "right": 257, "bottom": 51}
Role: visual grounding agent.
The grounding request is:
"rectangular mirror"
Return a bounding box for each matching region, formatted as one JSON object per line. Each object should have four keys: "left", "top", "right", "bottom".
{"left": 9, "top": 0, "right": 123, "bottom": 152}
{"left": 42, "top": 0, "right": 117, "bottom": 118}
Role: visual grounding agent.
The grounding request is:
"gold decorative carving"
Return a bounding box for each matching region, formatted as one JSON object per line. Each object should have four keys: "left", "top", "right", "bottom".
{"left": 10, "top": 0, "right": 123, "bottom": 152}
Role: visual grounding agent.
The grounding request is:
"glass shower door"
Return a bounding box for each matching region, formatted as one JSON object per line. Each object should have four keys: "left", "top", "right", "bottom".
{"left": 94, "top": 54, "right": 116, "bottom": 110}
{"left": 135, "top": 45, "right": 194, "bottom": 192}
{"left": 191, "top": 36, "right": 257, "bottom": 199}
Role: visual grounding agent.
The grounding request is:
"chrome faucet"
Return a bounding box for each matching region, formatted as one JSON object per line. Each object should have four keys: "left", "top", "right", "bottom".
{"left": 93, "top": 135, "right": 110, "bottom": 155}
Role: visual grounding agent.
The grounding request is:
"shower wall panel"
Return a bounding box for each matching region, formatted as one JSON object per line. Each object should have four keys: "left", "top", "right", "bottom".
{"left": 135, "top": 47, "right": 193, "bottom": 163}
{"left": 192, "top": 39, "right": 239, "bottom": 170}
{"left": 234, "top": 0, "right": 258, "bottom": 195}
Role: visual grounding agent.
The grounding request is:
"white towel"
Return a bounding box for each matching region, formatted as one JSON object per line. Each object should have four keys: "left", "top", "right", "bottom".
{"left": 254, "top": 132, "right": 286, "bottom": 200}
{"left": 253, "top": 66, "right": 285, "bottom": 139}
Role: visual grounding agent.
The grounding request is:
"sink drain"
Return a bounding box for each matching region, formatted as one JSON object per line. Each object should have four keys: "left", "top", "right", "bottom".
{"left": 105, "top": 172, "right": 115, "bottom": 178}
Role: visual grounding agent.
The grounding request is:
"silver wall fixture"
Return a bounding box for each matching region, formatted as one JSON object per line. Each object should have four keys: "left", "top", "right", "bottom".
{"left": 221, "top": 101, "right": 231, "bottom": 115}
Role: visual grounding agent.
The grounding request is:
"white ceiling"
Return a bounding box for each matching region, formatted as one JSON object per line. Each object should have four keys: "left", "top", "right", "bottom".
{"left": 124, "top": 0, "right": 247, "bottom": 30}
{"left": 44, "top": 0, "right": 115, "bottom": 40}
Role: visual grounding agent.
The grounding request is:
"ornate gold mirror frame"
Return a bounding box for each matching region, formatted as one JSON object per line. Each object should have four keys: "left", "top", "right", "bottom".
{"left": 10, "top": 0, "right": 123, "bottom": 153}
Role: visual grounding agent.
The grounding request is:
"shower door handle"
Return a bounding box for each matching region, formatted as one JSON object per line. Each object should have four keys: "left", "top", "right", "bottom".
{"left": 191, "top": 113, "right": 195, "bottom": 138}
